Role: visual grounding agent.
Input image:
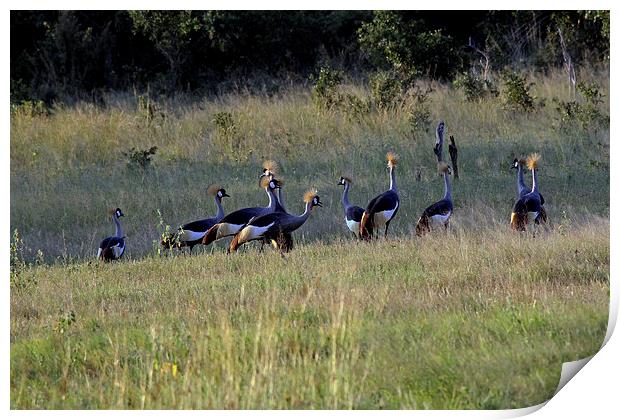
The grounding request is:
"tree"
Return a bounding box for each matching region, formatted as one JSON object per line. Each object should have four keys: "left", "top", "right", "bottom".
{"left": 358, "top": 11, "right": 458, "bottom": 82}
{"left": 129, "top": 11, "right": 203, "bottom": 90}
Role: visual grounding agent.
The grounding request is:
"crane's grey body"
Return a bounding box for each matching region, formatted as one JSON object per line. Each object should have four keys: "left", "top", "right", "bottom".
{"left": 203, "top": 181, "right": 280, "bottom": 245}
{"left": 416, "top": 166, "right": 453, "bottom": 235}
{"left": 361, "top": 159, "right": 400, "bottom": 239}
{"left": 230, "top": 194, "right": 322, "bottom": 252}
{"left": 98, "top": 208, "right": 125, "bottom": 261}
{"left": 338, "top": 178, "right": 364, "bottom": 236}
{"left": 175, "top": 189, "right": 228, "bottom": 249}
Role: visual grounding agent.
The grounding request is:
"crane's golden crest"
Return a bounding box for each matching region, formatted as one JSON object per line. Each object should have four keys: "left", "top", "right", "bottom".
{"left": 518, "top": 157, "right": 527, "bottom": 166}
{"left": 387, "top": 152, "right": 399, "bottom": 168}
{"left": 303, "top": 188, "right": 318, "bottom": 203}
{"left": 342, "top": 176, "right": 353, "bottom": 184}
{"left": 526, "top": 153, "right": 541, "bottom": 170}
{"left": 207, "top": 184, "right": 221, "bottom": 196}
{"left": 262, "top": 160, "right": 279, "bottom": 174}
{"left": 107, "top": 208, "right": 117, "bottom": 216}
{"left": 437, "top": 161, "right": 450, "bottom": 174}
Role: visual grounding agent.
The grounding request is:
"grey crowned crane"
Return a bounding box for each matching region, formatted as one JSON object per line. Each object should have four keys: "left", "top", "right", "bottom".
{"left": 337, "top": 176, "right": 364, "bottom": 238}
{"left": 512, "top": 157, "right": 547, "bottom": 224}
{"left": 415, "top": 162, "right": 454, "bottom": 236}
{"left": 97, "top": 208, "right": 126, "bottom": 262}
{"left": 511, "top": 153, "right": 544, "bottom": 231}
{"left": 162, "top": 185, "right": 229, "bottom": 251}
{"left": 261, "top": 160, "right": 287, "bottom": 212}
{"left": 228, "top": 189, "right": 322, "bottom": 253}
{"left": 202, "top": 177, "right": 281, "bottom": 246}
{"left": 360, "top": 152, "right": 400, "bottom": 240}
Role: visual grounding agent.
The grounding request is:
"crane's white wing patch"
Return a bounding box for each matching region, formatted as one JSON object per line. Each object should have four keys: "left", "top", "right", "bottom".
{"left": 217, "top": 223, "right": 245, "bottom": 238}
{"left": 178, "top": 229, "right": 206, "bottom": 242}
{"left": 430, "top": 211, "right": 451, "bottom": 227}
{"left": 346, "top": 219, "right": 360, "bottom": 233}
{"left": 374, "top": 203, "right": 399, "bottom": 227}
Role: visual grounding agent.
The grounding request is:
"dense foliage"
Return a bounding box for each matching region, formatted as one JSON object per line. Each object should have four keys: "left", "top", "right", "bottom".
{"left": 11, "top": 10, "right": 609, "bottom": 102}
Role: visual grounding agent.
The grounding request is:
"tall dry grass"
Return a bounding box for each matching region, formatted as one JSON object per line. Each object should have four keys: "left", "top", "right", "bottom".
{"left": 10, "top": 222, "right": 609, "bottom": 408}
{"left": 10, "top": 68, "right": 609, "bottom": 261}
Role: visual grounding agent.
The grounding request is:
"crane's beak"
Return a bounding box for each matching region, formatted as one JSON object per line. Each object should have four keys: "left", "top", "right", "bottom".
{"left": 317, "top": 200, "right": 323, "bottom": 207}
{"left": 222, "top": 193, "right": 230, "bottom": 198}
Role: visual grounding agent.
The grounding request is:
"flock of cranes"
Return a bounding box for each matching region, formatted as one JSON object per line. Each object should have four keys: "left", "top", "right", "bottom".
{"left": 97, "top": 121, "right": 547, "bottom": 262}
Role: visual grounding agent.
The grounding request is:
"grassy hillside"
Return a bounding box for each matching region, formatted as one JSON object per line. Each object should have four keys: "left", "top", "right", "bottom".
{"left": 10, "top": 69, "right": 609, "bottom": 261}
{"left": 10, "top": 68, "right": 609, "bottom": 409}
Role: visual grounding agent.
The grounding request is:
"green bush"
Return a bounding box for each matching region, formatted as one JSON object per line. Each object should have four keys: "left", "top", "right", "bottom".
{"left": 311, "top": 66, "right": 343, "bottom": 110}
{"left": 10, "top": 229, "right": 41, "bottom": 290}
{"left": 453, "top": 73, "right": 498, "bottom": 102}
{"left": 408, "top": 88, "right": 432, "bottom": 134}
{"left": 340, "top": 93, "right": 371, "bottom": 122}
{"left": 358, "top": 11, "right": 456, "bottom": 82}
{"left": 501, "top": 72, "right": 535, "bottom": 112}
{"left": 555, "top": 82, "right": 609, "bottom": 131}
{"left": 370, "top": 71, "right": 403, "bottom": 110}
{"left": 122, "top": 146, "right": 158, "bottom": 170}
{"left": 10, "top": 100, "right": 48, "bottom": 118}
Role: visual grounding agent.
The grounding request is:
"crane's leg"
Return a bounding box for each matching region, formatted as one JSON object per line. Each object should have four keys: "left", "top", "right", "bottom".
{"left": 384, "top": 221, "right": 391, "bottom": 238}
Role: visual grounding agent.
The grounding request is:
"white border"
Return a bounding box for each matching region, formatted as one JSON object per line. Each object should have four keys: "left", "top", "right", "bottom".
{"left": 4, "top": 2, "right": 617, "bottom": 418}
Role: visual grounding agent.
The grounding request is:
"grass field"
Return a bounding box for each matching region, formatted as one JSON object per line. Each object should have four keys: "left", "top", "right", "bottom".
{"left": 10, "top": 68, "right": 610, "bottom": 409}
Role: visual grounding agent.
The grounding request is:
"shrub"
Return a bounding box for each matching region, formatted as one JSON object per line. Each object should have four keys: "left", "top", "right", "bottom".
{"left": 10, "top": 100, "right": 48, "bottom": 118}
{"left": 501, "top": 72, "right": 535, "bottom": 112}
{"left": 555, "top": 81, "right": 609, "bottom": 131}
{"left": 54, "top": 310, "right": 76, "bottom": 334}
{"left": 453, "top": 73, "right": 498, "bottom": 102}
{"left": 358, "top": 11, "right": 456, "bottom": 82}
{"left": 311, "top": 66, "right": 343, "bottom": 109}
{"left": 407, "top": 88, "right": 432, "bottom": 134}
{"left": 340, "top": 93, "right": 371, "bottom": 122}
{"left": 123, "top": 146, "right": 158, "bottom": 170}
{"left": 370, "top": 71, "right": 403, "bottom": 110}
{"left": 10, "top": 229, "right": 41, "bottom": 290}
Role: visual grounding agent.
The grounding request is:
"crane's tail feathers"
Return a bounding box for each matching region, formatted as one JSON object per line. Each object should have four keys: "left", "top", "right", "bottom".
{"left": 202, "top": 224, "right": 219, "bottom": 245}
{"left": 415, "top": 214, "right": 431, "bottom": 237}
{"left": 360, "top": 211, "right": 374, "bottom": 240}
{"left": 510, "top": 212, "right": 527, "bottom": 231}
{"left": 228, "top": 233, "right": 242, "bottom": 252}
{"left": 100, "top": 247, "right": 114, "bottom": 262}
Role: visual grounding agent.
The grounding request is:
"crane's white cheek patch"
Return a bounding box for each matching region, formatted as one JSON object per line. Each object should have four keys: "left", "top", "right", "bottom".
{"left": 430, "top": 212, "right": 451, "bottom": 227}
{"left": 179, "top": 230, "right": 205, "bottom": 242}
{"left": 346, "top": 219, "right": 360, "bottom": 233}
{"left": 217, "top": 223, "right": 244, "bottom": 238}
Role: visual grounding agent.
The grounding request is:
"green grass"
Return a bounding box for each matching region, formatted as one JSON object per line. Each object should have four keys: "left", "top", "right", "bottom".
{"left": 10, "top": 68, "right": 609, "bottom": 408}
{"left": 10, "top": 224, "right": 609, "bottom": 408}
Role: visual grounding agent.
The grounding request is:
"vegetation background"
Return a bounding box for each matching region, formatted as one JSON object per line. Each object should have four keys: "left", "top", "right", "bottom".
{"left": 10, "top": 10, "right": 610, "bottom": 409}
